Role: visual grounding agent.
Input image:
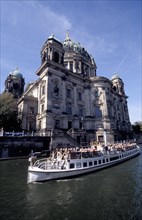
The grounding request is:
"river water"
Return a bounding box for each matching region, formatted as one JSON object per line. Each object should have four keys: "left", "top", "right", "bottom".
{"left": 0, "top": 145, "right": 142, "bottom": 220}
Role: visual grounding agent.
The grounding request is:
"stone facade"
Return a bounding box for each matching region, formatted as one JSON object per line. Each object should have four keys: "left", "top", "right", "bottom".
{"left": 17, "top": 34, "right": 132, "bottom": 144}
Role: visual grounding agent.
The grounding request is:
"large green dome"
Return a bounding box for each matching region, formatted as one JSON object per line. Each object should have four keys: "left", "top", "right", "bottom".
{"left": 63, "top": 33, "right": 91, "bottom": 59}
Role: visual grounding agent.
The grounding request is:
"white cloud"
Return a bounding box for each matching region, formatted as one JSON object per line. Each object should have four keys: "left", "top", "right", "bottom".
{"left": 32, "top": 1, "right": 72, "bottom": 37}
{"left": 1, "top": 0, "right": 72, "bottom": 92}
{"left": 1, "top": 0, "right": 72, "bottom": 38}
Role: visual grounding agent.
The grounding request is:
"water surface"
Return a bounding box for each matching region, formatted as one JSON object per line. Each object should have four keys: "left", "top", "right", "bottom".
{"left": 0, "top": 145, "right": 142, "bottom": 220}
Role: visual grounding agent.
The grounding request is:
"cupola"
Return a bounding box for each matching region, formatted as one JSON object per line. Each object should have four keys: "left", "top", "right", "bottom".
{"left": 111, "top": 74, "right": 125, "bottom": 95}
{"left": 41, "top": 34, "right": 64, "bottom": 65}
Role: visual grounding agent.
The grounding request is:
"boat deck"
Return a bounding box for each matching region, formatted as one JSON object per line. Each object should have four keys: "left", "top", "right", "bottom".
{"left": 30, "top": 145, "right": 140, "bottom": 171}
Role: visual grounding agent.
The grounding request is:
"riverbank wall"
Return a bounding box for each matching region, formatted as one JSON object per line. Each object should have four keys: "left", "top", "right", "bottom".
{"left": 0, "top": 136, "right": 50, "bottom": 158}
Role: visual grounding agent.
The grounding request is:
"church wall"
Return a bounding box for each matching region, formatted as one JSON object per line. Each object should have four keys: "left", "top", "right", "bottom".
{"left": 13, "top": 34, "right": 132, "bottom": 142}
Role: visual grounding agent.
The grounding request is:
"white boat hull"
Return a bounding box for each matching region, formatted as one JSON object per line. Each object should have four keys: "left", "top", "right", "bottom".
{"left": 27, "top": 147, "right": 140, "bottom": 183}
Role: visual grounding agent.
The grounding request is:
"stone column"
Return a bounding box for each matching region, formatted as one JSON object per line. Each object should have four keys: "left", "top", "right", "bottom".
{"left": 37, "top": 83, "right": 41, "bottom": 114}
{"left": 73, "top": 84, "right": 77, "bottom": 115}
{"left": 84, "top": 88, "right": 91, "bottom": 116}
{"left": 44, "top": 77, "right": 47, "bottom": 111}
{"left": 47, "top": 74, "right": 52, "bottom": 111}
{"left": 61, "top": 77, "right": 66, "bottom": 112}
{"left": 102, "top": 89, "right": 108, "bottom": 117}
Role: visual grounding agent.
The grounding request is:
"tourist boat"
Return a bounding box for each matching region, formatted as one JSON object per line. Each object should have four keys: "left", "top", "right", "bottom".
{"left": 27, "top": 142, "right": 140, "bottom": 183}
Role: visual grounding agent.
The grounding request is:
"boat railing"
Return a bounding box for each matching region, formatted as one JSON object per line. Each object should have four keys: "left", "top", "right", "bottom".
{"left": 30, "top": 144, "right": 139, "bottom": 168}
{"left": 69, "top": 151, "right": 103, "bottom": 160}
{"left": 38, "top": 160, "right": 54, "bottom": 170}
{"left": 125, "top": 145, "right": 137, "bottom": 151}
{"left": 33, "top": 158, "right": 66, "bottom": 170}
{"left": 33, "top": 158, "right": 48, "bottom": 167}
{"left": 69, "top": 147, "right": 138, "bottom": 160}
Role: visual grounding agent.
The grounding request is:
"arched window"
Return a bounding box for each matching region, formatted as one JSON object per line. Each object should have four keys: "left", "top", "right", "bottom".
{"left": 95, "top": 106, "right": 102, "bottom": 118}
{"left": 53, "top": 52, "right": 59, "bottom": 63}
{"left": 113, "top": 86, "right": 116, "bottom": 91}
{"left": 29, "top": 121, "right": 34, "bottom": 131}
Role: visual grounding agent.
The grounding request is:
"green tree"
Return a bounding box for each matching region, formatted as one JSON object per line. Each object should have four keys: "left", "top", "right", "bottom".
{"left": 132, "top": 121, "right": 142, "bottom": 134}
{"left": 0, "top": 93, "right": 21, "bottom": 131}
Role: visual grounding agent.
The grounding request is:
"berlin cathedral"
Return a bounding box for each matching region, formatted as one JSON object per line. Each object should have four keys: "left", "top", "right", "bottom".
{"left": 4, "top": 33, "right": 132, "bottom": 145}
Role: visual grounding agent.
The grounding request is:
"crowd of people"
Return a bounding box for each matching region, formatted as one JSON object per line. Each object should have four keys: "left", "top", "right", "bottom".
{"left": 48, "top": 141, "right": 137, "bottom": 161}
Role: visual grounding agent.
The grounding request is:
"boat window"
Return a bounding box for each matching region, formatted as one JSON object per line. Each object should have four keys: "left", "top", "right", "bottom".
{"left": 94, "top": 161, "right": 97, "bottom": 165}
{"left": 106, "top": 158, "right": 109, "bottom": 162}
{"left": 70, "top": 163, "right": 75, "bottom": 169}
{"left": 89, "top": 161, "right": 93, "bottom": 166}
{"left": 99, "top": 160, "right": 102, "bottom": 164}
{"left": 83, "top": 162, "right": 87, "bottom": 167}
{"left": 103, "top": 159, "right": 105, "bottom": 163}
{"left": 76, "top": 162, "right": 81, "bottom": 168}
{"left": 110, "top": 156, "right": 119, "bottom": 161}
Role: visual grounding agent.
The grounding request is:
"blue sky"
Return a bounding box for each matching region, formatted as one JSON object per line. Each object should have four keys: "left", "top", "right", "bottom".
{"left": 1, "top": 0, "right": 141, "bottom": 124}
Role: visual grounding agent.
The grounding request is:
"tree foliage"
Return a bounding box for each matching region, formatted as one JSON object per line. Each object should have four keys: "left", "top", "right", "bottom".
{"left": 132, "top": 121, "right": 142, "bottom": 134}
{"left": 0, "top": 93, "right": 21, "bottom": 131}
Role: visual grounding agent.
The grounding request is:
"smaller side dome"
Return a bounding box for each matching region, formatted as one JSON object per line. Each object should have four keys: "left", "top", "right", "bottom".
{"left": 111, "top": 74, "right": 122, "bottom": 81}
{"left": 12, "top": 67, "right": 23, "bottom": 78}
{"left": 5, "top": 67, "right": 25, "bottom": 98}
{"left": 111, "top": 73, "right": 125, "bottom": 95}
{"left": 47, "top": 34, "right": 62, "bottom": 46}
{"left": 48, "top": 33, "right": 55, "bottom": 39}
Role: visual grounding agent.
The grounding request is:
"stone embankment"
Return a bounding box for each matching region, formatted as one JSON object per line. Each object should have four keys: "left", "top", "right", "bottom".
{"left": 0, "top": 136, "right": 50, "bottom": 159}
